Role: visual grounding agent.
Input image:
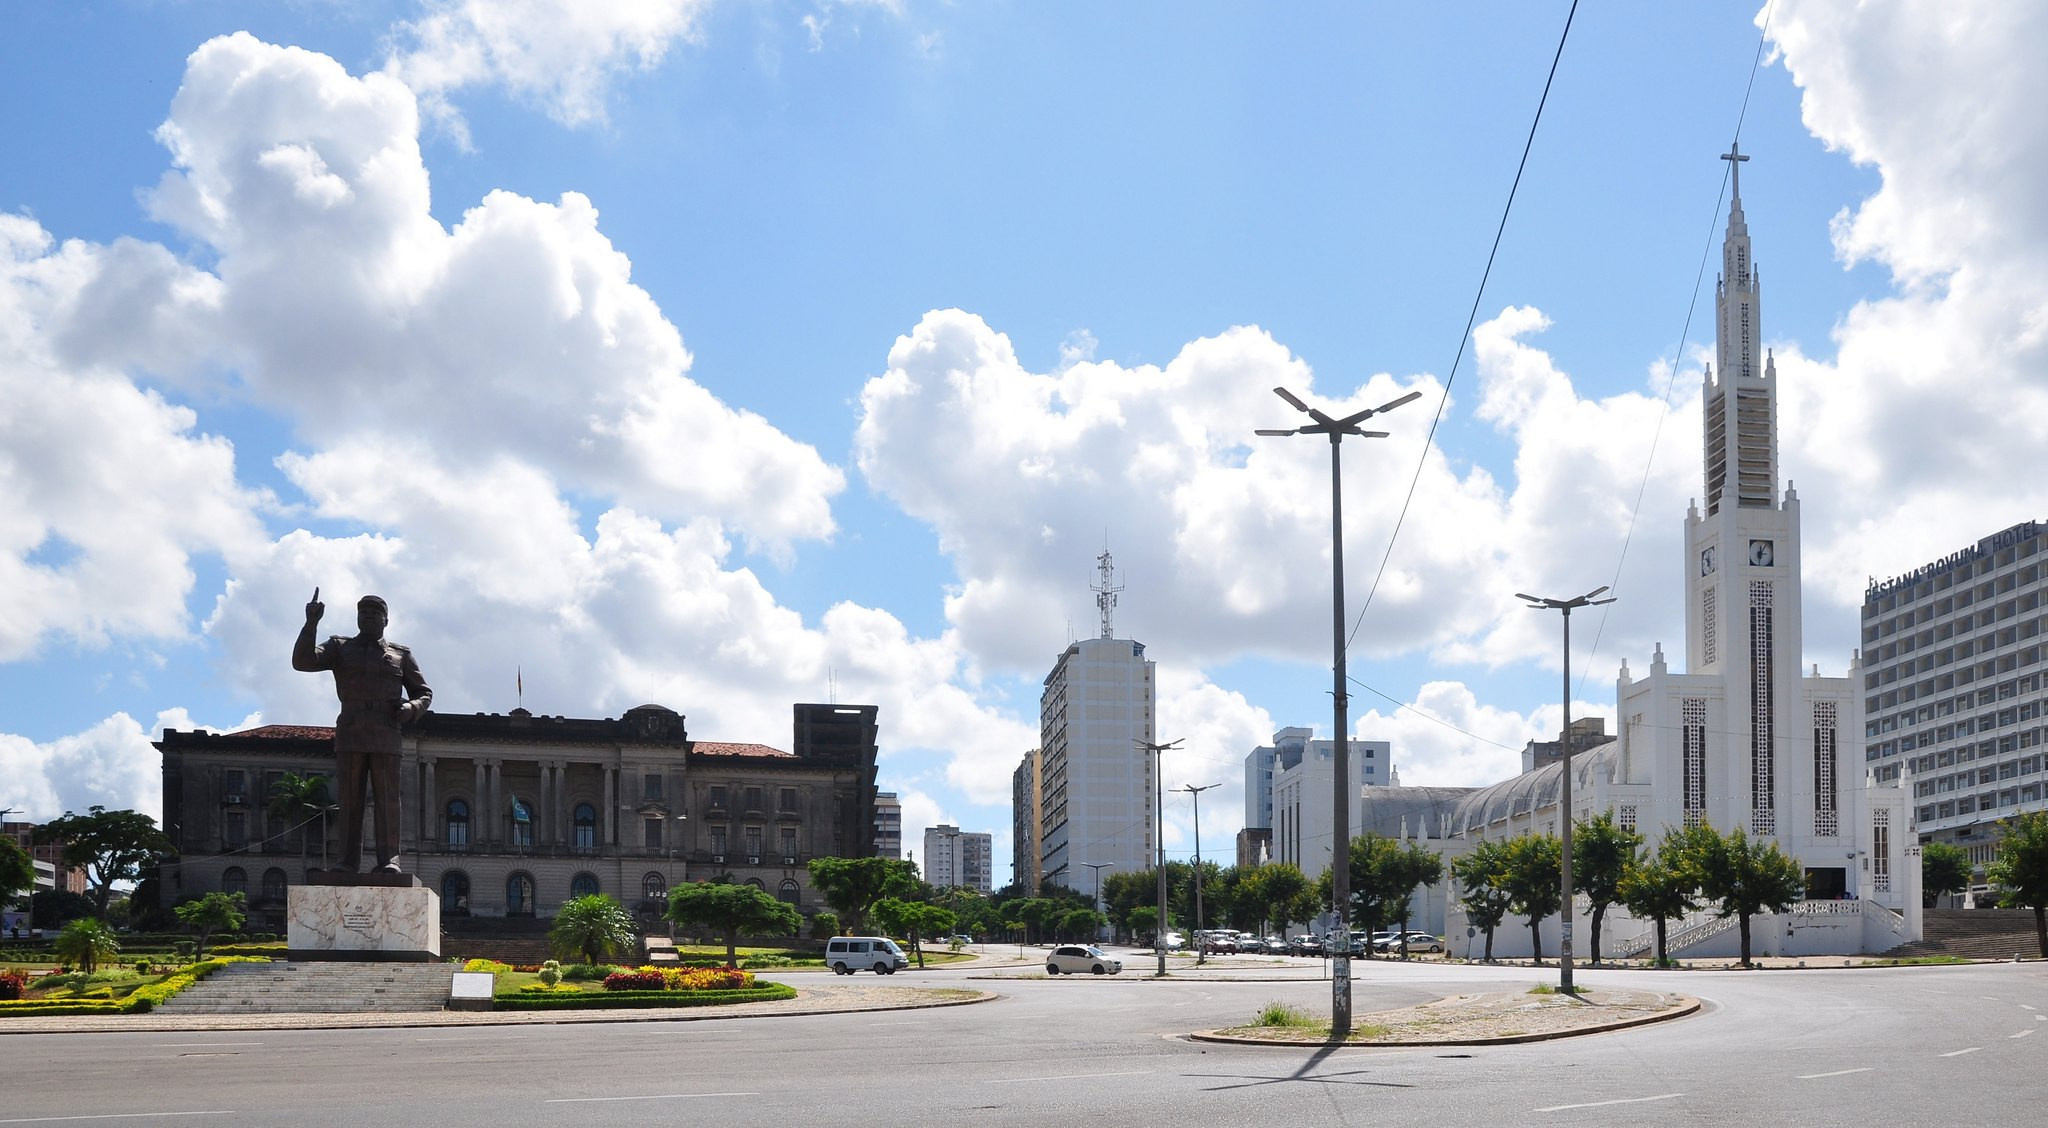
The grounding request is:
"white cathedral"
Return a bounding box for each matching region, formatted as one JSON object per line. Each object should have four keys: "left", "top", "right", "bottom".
{"left": 1374, "top": 147, "right": 1918, "bottom": 959}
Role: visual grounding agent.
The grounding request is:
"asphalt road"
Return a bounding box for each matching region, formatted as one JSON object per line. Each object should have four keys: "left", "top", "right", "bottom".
{"left": 5, "top": 953, "right": 2044, "bottom": 1126}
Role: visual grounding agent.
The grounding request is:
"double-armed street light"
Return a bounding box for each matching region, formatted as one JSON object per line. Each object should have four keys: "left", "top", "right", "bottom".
{"left": 1175, "top": 783, "right": 1218, "bottom": 965}
{"left": 1514, "top": 585, "right": 1617, "bottom": 994}
{"left": 1136, "top": 738, "right": 1183, "bottom": 976}
{"left": 1258, "top": 384, "right": 1421, "bottom": 1038}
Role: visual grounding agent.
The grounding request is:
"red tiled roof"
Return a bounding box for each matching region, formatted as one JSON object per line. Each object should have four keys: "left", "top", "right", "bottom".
{"left": 231, "top": 725, "right": 336, "bottom": 740}
{"left": 691, "top": 741, "right": 791, "bottom": 758}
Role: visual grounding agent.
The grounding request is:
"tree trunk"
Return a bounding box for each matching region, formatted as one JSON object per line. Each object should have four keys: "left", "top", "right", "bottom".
{"left": 1589, "top": 903, "right": 1606, "bottom": 964}
{"left": 2035, "top": 904, "right": 2047, "bottom": 960}
{"left": 724, "top": 926, "right": 739, "bottom": 968}
{"left": 1529, "top": 919, "right": 1544, "bottom": 963}
{"left": 1654, "top": 917, "right": 1668, "bottom": 966}
{"left": 1483, "top": 926, "right": 1495, "bottom": 961}
{"left": 1737, "top": 912, "right": 1753, "bottom": 968}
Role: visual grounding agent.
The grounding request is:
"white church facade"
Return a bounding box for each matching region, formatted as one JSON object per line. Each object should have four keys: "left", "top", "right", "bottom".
{"left": 1381, "top": 148, "right": 1918, "bottom": 959}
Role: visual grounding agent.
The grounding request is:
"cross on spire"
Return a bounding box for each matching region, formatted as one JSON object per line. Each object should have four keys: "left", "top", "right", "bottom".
{"left": 1721, "top": 141, "right": 1749, "bottom": 200}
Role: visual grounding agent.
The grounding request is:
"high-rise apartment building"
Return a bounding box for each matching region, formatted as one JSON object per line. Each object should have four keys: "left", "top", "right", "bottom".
{"left": 1861, "top": 519, "right": 2047, "bottom": 869}
{"left": 923, "top": 823, "right": 994, "bottom": 893}
{"left": 873, "top": 791, "right": 902, "bottom": 859}
{"left": 1037, "top": 552, "right": 1157, "bottom": 892}
{"left": 1011, "top": 748, "right": 1041, "bottom": 892}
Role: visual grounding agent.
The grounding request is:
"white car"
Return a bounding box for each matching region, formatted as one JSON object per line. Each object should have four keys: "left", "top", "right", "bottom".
{"left": 1046, "top": 944, "right": 1123, "bottom": 975}
{"left": 1160, "top": 931, "right": 1186, "bottom": 951}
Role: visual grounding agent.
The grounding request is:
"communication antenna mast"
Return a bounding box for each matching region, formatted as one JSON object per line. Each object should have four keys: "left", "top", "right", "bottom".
{"left": 1091, "top": 549, "right": 1123, "bottom": 639}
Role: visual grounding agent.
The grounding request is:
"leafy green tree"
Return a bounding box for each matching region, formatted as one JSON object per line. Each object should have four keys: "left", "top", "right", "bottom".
{"left": 667, "top": 882, "right": 802, "bottom": 966}
{"left": 1450, "top": 839, "right": 1514, "bottom": 960}
{"left": 1920, "top": 841, "right": 1973, "bottom": 909}
{"left": 0, "top": 836, "right": 33, "bottom": 910}
{"left": 1384, "top": 842, "right": 1444, "bottom": 957}
{"left": 1574, "top": 812, "right": 1643, "bottom": 963}
{"left": 549, "top": 893, "right": 639, "bottom": 966}
{"left": 808, "top": 911, "right": 840, "bottom": 940}
{"left": 1316, "top": 834, "right": 1411, "bottom": 955}
{"left": 1125, "top": 904, "right": 1159, "bottom": 944}
{"left": 1985, "top": 810, "right": 2048, "bottom": 958}
{"left": 267, "top": 771, "right": 336, "bottom": 872}
{"left": 1618, "top": 830, "right": 1700, "bottom": 966}
{"left": 32, "top": 807, "right": 174, "bottom": 921}
{"left": 56, "top": 917, "right": 119, "bottom": 973}
{"left": 1057, "top": 906, "right": 1106, "bottom": 943}
{"left": 1692, "top": 824, "right": 1806, "bottom": 967}
{"left": 173, "top": 891, "right": 246, "bottom": 960}
{"left": 805, "top": 856, "right": 918, "bottom": 935}
{"left": 31, "top": 889, "right": 94, "bottom": 930}
{"left": 873, "top": 898, "right": 958, "bottom": 967}
{"left": 1499, "top": 833, "right": 1563, "bottom": 962}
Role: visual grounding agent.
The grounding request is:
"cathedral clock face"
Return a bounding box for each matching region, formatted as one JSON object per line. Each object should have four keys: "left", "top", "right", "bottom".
{"left": 1700, "top": 546, "right": 1717, "bottom": 576}
{"left": 1749, "top": 539, "right": 1775, "bottom": 567}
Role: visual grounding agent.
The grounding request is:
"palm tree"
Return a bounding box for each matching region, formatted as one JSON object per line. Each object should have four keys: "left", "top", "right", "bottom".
{"left": 268, "top": 772, "right": 335, "bottom": 872}
{"left": 548, "top": 894, "right": 639, "bottom": 966}
{"left": 56, "top": 917, "right": 119, "bottom": 974}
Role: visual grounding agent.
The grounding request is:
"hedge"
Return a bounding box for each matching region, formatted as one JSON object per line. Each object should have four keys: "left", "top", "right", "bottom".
{"left": 489, "top": 983, "right": 796, "bottom": 1011}
{"left": 0, "top": 956, "right": 269, "bottom": 1018}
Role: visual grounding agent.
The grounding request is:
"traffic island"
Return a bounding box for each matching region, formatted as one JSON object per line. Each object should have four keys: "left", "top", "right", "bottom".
{"left": 1194, "top": 985, "right": 1698, "bottom": 1046}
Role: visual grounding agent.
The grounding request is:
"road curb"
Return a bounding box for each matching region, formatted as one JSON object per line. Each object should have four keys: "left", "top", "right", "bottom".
{"left": 1188, "top": 994, "right": 1701, "bottom": 1048}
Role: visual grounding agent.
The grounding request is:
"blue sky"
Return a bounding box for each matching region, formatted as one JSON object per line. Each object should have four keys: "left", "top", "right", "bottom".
{"left": 6, "top": 2, "right": 2047, "bottom": 885}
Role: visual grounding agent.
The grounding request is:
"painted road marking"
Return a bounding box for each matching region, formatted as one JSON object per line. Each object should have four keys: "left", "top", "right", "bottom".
{"left": 546, "top": 1093, "right": 759, "bottom": 1103}
{"left": 150, "top": 1042, "right": 261, "bottom": 1048}
{"left": 1798, "top": 1068, "right": 1873, "bottom": 1079}
{"left": 0, "top": 1115, "right": 236, "bottom": 1124}
{"left": 2011, "top": 1029, "right": 2035, "bottom": 1039}
{"left": 988, "top": 1071, "right": 1154, "bottom": 1085}
{"left": 1535, "top": 1094, "right": 1683, "bottom": 1112}
{"left": 1940, "top": 1047, "right": 1982, "bottom": 1058}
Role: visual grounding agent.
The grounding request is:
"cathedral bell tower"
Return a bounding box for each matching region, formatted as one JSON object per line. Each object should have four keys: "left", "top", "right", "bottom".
{"left": 1683, "top": 143, "right": 1807, "bottom": 837}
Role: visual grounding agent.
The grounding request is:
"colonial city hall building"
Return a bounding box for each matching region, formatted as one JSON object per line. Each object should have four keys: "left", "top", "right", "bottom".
{"left": 157, "top": 702, "right": 880, "bottom": 932}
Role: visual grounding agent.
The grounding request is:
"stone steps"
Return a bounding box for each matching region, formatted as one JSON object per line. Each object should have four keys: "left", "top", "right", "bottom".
{"left": 157, "top": 960, "right": 454, "bottom": 1014}
{"left": 1887, "top": 908, "right": 2045, "bottom": 960}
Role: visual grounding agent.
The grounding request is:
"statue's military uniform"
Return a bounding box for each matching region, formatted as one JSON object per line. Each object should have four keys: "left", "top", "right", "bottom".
{"left": 300, "top": 632, "right": 431, "bottom": 871}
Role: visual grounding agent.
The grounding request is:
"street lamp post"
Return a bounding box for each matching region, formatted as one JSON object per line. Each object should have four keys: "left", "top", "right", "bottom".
{"left": 1176, "top": 784, "right": 1218, "bottom": 965}
{"left": 1137, "top": 738, "right": 1183, "bottom": 976}
{"left": 1514, "top": 585, "right": 1616, "bottom": 994}
{"left": 1260, "top": 384, "right": 1420, "bottom": 1038}
{"left": 1081, "top": 861, "right": 1111, "bottom": 942}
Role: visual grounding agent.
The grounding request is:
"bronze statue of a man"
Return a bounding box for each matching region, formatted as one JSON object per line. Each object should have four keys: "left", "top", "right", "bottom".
{"left": 292, "top": 590, "right": 432, "bottom": 873}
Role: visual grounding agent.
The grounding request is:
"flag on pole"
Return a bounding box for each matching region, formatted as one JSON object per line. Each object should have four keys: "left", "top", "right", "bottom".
{"left": 517, "top": 666, "right": 523, "bottom": 707}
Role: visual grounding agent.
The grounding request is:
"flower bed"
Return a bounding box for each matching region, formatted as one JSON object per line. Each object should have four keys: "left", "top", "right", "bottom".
{"left": 602, "top": 965, "right": 754, "bottom": 992}
{"left": 0, "top": 956, "right": 269, "bottom": 1017}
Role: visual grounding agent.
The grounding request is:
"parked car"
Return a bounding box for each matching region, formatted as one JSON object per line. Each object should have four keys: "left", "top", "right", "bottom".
{"left": 1375, "top": 931, "right": 1445, "bottom": 954}
{"left": 1159, "top": 931, "right": 1186, "bottom": 951}
{"left": 1197, "top": 930, "right": 1238, "bottom": 954}
{"left": 1288, "top": 934, "right": 1325, "bottom": 957}
{"left": 1261, "top": 936, "right": 1290, "bottom": 954}
{"left": 1046, "top": 944, "right": 1123, "bottom": 975}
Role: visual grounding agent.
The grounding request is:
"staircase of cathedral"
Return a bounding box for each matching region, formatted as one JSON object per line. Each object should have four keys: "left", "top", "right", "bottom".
{"left": 1885, "top": 909, "right": 2047, "bottom": 961}
{"left": 155, "top": 961, "right": 454, "bottom": 1014}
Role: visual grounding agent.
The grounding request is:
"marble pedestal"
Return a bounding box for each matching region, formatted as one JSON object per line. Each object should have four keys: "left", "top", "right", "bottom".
{"left": 287, "top": 872, "right": 441, "bottom": 962}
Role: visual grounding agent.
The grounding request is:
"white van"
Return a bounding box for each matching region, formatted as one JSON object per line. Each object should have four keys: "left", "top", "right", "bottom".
{"left": 824, "top": 936, "right": 909, "bottom": 975}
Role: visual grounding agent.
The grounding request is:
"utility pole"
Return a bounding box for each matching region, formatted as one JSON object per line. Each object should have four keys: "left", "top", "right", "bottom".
{"left": 1515, "top": 585, "right": 1616, "bottom": 994}
{"left": 1177, "top": 783, "right": 1217, "bottom": 965}
{"left": 1260, "top": 384, "right": 1420, "bottom": 1037}
{"left": 1136, "top": 738, "right": 1183, "bottom": 976}
{"left": 1081, "top": 861, "right": 1112, "bottom": 943}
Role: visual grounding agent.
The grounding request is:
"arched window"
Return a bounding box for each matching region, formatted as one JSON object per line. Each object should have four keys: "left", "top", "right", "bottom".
{"left": 445, "top": 799, "right": 470, "bottom": 847}
{"left": 573, "top": 803, "right": 597, "bottom": 849}
{"left": 222, "top": 866, "right": 248, "bottom": 895}
{"left": 506, "top": 872, "right": 535, "bottom": 916}
{"left": 509, "top": 799, "right": 534, "bottom": 847}
{"left": 441, "top": 870, "right": 471, "bottom": 915}
{"left": 777, "top": 879, "right": 801, "bottom": 906}
{"left": 745, "top": 878, "right": 766, "bottom": 891}
{"left": 261, "top": 867, "right": 288, "bottom": 904}
{"left": 642, "top": 872, "right": 666, "bottom": 901}
{"left": 570, "top": 872, "right": 600, "bottom": 898}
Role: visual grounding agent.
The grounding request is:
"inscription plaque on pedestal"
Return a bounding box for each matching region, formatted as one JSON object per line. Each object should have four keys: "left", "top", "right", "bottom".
{"left": 287, "top": 873, "right": 441, "bottom": 962}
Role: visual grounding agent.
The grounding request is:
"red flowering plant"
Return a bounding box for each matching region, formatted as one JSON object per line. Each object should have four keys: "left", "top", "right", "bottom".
{"left": 601, "top": 969, "right": 668, "bottom": 991}
{"left": 0, "top": 970, "right": 27, "bottom": 1001}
